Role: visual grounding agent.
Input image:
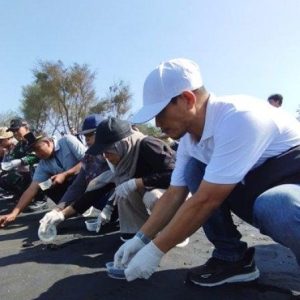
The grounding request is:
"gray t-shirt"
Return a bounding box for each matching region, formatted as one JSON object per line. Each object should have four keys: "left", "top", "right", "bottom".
{"left": 33, "top": 135, "right": 86, "bottom": 183}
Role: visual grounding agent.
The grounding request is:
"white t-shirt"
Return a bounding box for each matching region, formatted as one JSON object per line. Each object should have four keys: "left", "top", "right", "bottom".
{"left": 171, "top": 94, "right": 300, "bottom": 186}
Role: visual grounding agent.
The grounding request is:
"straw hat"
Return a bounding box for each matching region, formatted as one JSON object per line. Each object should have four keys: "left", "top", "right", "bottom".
{"left": 0, "top": 127, "right": 14, "bottom": 139}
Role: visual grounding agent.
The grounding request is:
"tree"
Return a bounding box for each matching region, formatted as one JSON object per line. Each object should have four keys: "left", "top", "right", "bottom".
{"left": 0, "top": 110, "right": 19, "bottom": 127}
{"left": 20, "top": 60, "right": 133, "bottom": 135}
{"left": 297, "top": 106, "right": 300, "bottom": 122}
{"left": 135, "top": 123, "right": 162, "bottom": 137}
{"left": 90, "top": 80, "right": 132, "bottom": 119}
{"left": 32, "top": 60, "right": 98, "bottom": 134}
{"left": 21, "top": 84, "right": 50, "bottom": 133}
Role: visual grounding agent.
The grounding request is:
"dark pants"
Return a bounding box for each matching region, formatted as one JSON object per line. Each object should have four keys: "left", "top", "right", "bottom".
{"left": 184, "top": 145, "right": 300, "bottom": 262}
{"left": 45, "top": 177, "right": 76, "bottom": 204}
{"left": 71, "top": 183, "right": 115, "bottom": 214}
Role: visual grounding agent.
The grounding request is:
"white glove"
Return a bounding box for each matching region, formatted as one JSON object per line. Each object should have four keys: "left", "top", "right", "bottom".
{"left": 114, "top": 234, "right": 146, "bottom": 268}
{"left": 110, "top": 179, "right": 137, "bottom": 203}
{"left": 125, "top": 241, "right": 164, "bottom": 281}
{"left": 1, "top": 159, "right": 22, "bottom": 171}
{"left": 100, "top": 204, "right": 114, "bottom": 224}
{"left": 39, "top": 210, "right": 65, "bottom": 227}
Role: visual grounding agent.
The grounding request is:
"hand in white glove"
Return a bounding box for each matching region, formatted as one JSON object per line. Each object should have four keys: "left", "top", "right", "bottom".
{"left": 39, "top": 210, "right": 65, "bottom": 227}
{"left": 100, "top": 204, "right": 114, "bottom": 224}
{"left": 125, "top": 241, "right": 164, "bottom": 281}
{"left": 110, "top": 179, "right": 137, "bottom": 203}
{"left": 1, "top": 159, "right": 22, "bottom": 171}
{"left": 114, "top": 234, "right": 146, "bottom": 268}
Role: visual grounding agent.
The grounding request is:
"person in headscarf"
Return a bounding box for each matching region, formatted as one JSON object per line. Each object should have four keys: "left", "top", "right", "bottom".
{"left": 87, "top": 117, "right": 176, "bottom": 241}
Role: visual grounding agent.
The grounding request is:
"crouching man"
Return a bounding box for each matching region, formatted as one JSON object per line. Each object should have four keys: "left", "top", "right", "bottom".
{"left": 0, "top": 133, "right": 86, "bottom": 227}
{"left": 114, "top": 58, "right": 300, "bottom": 286}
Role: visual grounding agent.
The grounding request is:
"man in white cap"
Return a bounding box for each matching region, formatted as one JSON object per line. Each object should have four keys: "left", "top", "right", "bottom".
{"left": 113, "top": 58, "right": 300, "bottom": 286}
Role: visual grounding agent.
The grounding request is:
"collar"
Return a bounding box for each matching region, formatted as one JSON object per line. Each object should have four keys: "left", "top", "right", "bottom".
{"left": 198, "top": 93, "right": 216, "bottom": 143}
{"left": 53, "top": 136, "right": 59, "bottom": 152}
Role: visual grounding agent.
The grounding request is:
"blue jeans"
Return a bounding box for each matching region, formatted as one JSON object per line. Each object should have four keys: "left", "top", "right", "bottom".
{"left": 184, "top": 158, "right": 300, "bottom": 264}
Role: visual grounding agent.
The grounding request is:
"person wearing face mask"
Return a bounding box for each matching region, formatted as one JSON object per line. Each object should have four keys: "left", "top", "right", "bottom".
{"left": 87, "top": 117, "right": 176, "bottom": 241}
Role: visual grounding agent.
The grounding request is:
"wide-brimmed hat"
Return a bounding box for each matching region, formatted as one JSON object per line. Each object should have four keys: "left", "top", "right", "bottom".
{"left": 7, "top": 118, "right": 28, "bottom": 132}
{"left": 78, "top": 114, "right": 104, "bottom": 135}
{"left": 0, "top": 127, "right": 14, "bottom": 139}
{"left": 87, "top": 117, "right": 132, "bottom": 155}
{"left": 131, "top": 58, "right": 203, "bottom": 124}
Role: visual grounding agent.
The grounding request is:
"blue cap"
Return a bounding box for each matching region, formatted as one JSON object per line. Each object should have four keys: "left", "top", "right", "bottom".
{"left": 79, "top": 114, "right": 104, "bottom": 135}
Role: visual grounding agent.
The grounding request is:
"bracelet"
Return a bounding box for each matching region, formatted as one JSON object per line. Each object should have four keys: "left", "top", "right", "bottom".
{"left": 136, "top": 231, "right": 151, "bottom": 244}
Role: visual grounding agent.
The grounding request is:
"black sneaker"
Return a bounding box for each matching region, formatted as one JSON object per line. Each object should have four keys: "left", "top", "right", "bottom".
{"left": 120, "top": 233, "right": 135, "bottom": 242}
{"left": 186, "top": 247, "right": 260, "bottom": 287}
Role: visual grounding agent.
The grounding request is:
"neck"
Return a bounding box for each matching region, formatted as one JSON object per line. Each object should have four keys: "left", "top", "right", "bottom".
{"left": 189, "top": 92, "right": 210, "bottom": 141}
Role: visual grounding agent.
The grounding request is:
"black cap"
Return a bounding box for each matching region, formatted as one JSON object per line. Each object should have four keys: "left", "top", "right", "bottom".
{"left": 87, "top": 117, "right": 132, "bottom": 155}
{"left": 7, "top": 118, "right": 28, "bottom": 132}
{"left": 24, "top": 132, "right": 45, "bottom": 152}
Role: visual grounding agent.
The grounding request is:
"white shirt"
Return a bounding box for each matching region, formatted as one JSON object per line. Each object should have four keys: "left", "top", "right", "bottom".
{"left": 171, "top": 94, "right": 300, "bottom": 185}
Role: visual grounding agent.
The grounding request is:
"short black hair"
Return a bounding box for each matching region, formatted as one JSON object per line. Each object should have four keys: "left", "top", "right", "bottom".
{"left": 268, "top": 94, "right": 283, "bottom": 105}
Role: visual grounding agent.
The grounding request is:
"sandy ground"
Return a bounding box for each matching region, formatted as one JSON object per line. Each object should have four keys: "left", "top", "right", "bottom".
{"left": 0, "top": 196, "right": 299, "bottom": 300}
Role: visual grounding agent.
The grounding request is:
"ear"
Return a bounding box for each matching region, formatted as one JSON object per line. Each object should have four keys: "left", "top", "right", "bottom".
{"left": 181, "top": 91, "right": 196, "bottom": 109}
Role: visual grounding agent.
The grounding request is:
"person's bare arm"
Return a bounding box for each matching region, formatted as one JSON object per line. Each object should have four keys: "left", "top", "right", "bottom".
{"left": 59, "top": 205, "right": 77, "bottom": 219}
{"left": 51, "top": 162, "right": 82, "bottom": 185}
{"left": 154, "top": 180, "right": 236, "bottom": 252}
{"left": 140, "top": 185, "right": 189, "bottom": 239}
{"left": 0, "top": 181, "right": 40, "bottom": 227}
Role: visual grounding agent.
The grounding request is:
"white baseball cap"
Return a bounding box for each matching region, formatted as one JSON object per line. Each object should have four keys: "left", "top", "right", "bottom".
{"left": 132, "top": 58, "right": 203, "bottom": 124}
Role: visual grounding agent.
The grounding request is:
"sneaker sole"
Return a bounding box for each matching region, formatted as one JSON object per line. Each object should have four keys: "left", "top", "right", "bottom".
{"left": 190, "top": 268, "right": 260, "bottom": 287}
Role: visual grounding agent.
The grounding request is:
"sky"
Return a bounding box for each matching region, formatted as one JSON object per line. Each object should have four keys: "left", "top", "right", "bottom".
{"left": 1, "top": 0, "right": 300, "bottom": 119}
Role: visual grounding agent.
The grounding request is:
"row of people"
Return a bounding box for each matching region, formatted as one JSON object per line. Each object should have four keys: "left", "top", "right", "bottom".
{"left": 0, "top": 57, "right": 299, "bottom": 289}
{"left": 0, "top": 116, "right": 177, "bottom": 244}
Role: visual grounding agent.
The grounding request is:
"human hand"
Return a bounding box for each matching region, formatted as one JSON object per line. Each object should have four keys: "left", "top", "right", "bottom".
{"left": 1, "top": 158, "right": 22, "bottom": 171}
{"left": 114, "top": 233, "right": 146, "bottom": 268}
{"left": 0, "top": 212, "right": 17, "bottom": 227}
{"left": 110, "top": 179, "right": 137, "bottom": 203}
{"left": 125, "top": 241, "right": 164, "bottom": 281}
{"left": 51, "top": 173, "right": 67, "bottom": 185}
{"left": 39, "top": 209, "right": 65, "bottom": 228}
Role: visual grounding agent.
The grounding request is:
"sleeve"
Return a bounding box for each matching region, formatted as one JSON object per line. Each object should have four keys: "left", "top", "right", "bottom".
{"left": 32, "top": 161, "right": 51, "bottom": 183}
{"left": 71, "top": 183, "right": 115, "bottom": 214}
{"left": 21, "top": 154, "right": 39, "bottom": 166}
{"left": 56, "top": 168, "right": 87, "bottom": 208}
{"left": 64, "top": 135, "right": 86, "bottom": 161}
{"left": 139, "top": 138, "right": 176, "bottom": 189}
{"left": 204, "top": 110, "right": 279, "bottom": 184}
{"left": 170, "top": 136, "right": 191, "bottom": 186}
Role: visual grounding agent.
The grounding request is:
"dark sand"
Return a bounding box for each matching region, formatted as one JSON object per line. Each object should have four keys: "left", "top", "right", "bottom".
{"left": 0, "top": 197, "right": 299, "bottom": 300}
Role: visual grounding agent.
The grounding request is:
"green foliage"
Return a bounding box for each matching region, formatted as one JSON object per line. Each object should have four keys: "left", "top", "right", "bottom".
{"left": 21, "top": 84, "right": 50, "bottom": 133}
{"left": 20, "top": 60, "right": 133, "bottom": 134}
{"left": 0, "top": 111, "right": 19, "bottom": 127}
{"left": 135, "top": 123, "right": 162, "bottom": 137}
{"left": 90, "top": 81, "right": 132, "bottom": 119}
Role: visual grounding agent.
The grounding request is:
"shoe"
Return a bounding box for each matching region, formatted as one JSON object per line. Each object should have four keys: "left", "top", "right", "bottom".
{"left": 120, "top": 233, "right": 135, "bottom": 242}
{"left": 26, "top": 200, "right": 48, "bottom": 212}
{"left": 186, "top": 247, "right": 260, "bottom": 287}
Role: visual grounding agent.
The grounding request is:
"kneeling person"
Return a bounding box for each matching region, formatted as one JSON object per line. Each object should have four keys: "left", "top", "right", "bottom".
{"left": 0, "top": 133, "right": 86, "bottom": 227}
{"left": 87, "top": 117, "right": 176, "bottom": 241}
